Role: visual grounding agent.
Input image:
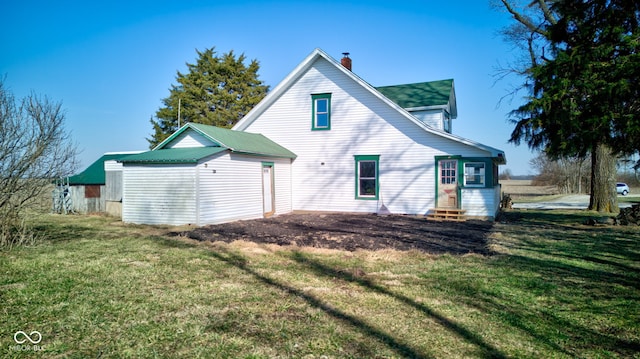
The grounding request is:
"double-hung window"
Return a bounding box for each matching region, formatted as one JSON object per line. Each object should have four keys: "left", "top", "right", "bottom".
{"left": 464, "top": 162, "right": 485, "bottom": 186}
{"left": 355, "top": 155, "right": 379, "bottom": 200}
{"left": 312, "top": 93, "right": 331, "bottom": 130}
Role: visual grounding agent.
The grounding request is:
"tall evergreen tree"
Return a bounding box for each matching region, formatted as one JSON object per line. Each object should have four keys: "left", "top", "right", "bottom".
{"left": 148, "top": 47, "right": 269, "bottom": 147}
{"left": 498, "top": 0, "right": 640, "bottom": 213}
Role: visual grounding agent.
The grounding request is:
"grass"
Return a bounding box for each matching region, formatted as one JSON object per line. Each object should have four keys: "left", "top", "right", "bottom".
{"left": 619, "top": 194, "right": 640, "bottom": 205}
{"left": 1, "top": 211, "right": 639, "bottom": 358}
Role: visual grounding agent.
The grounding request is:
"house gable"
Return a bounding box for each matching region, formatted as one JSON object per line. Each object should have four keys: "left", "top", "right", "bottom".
{"left": 165, "top": 129, "right": 218, "bottom": 148}
{"left": 145, "top": 123, "right": 296, "bottom": 161}
{"left": 376, "top": 80, "right": 457, "bottom": 133}
{"left": 234, "top": 48, "right": 505, "bottom": 162}
{"left": 375, "top": 79, "right": 457, "bottom": 115}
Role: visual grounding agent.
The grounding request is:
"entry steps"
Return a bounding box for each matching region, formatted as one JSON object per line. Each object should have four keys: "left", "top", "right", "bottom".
{"left": 427, "top": 208, "right": 467, "bottom": 222}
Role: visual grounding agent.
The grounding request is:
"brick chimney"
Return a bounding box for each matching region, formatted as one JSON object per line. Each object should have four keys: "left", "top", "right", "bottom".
{"left": 341, "top": 52, "right": 352, "bottom": 71}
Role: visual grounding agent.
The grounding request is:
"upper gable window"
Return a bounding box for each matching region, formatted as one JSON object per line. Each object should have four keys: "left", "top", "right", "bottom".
{"left": 311, "top": 93, "right": 331, "bottom": 130}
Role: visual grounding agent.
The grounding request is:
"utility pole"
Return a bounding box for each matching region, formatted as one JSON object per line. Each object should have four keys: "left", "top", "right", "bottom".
{"left": 177, "top": 98, "right": 181, "bottom": 128}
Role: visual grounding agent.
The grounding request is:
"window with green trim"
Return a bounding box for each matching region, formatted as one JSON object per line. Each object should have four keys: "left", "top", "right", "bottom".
{"left": 355, "top": 155, "right": 379, "bottom": 200}
{"left": 312, "top": 93, "right": 331, "bottom": 130}
{"left": 464, "top": 162, "right": 485, "bottom": 186}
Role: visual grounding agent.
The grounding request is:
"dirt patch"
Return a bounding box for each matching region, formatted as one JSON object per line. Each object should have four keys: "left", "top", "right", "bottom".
{"left": 179, "top": 213, "right": 494, "bottom": 255}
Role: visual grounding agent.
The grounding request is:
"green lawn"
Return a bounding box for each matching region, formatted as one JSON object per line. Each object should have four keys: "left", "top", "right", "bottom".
{"left": 1, "top": 211, "right": 639, "bottom": 358}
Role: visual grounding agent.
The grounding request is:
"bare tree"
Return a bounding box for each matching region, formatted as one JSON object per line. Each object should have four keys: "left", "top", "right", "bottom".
{"left": 499, "top": 168, "right": 513, "bottom": 180}
{"left": 530, "top": 152, "right": 590, "bottom": 194}
{"left": 0, "top": 78, "right": 78, "bottom": 245}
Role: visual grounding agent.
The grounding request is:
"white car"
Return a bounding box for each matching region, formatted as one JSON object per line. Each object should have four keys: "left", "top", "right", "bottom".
{"left": 617, "top": 183, "right": 630, "bottom": 196}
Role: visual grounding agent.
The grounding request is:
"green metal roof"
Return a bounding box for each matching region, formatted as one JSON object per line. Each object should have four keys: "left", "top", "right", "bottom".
{"left": 156, "top": 123, "right": 297, "bottom": 159}
{"left": 123, "top": 123, "right": 296, "bottom": 165}
{"left": 68, "top": 153, "right": 136, "bottom": 185}
{"left": 375, "top": 79, "right": 454, "bottom": 109}
{"left": 119, "top": 147, "right": 228, "bottom": 164}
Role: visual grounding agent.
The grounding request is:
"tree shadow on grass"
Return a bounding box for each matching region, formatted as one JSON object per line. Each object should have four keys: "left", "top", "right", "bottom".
{"left": 31, "top": 220, "right": 103, "bottom": 243}
{"left": 497, "top": 210, "right": 640, "bottom": 289}
{"left": 200, "top": 248, "right": 436, "bottom": 359}
{"left": 453, "top": 252, "right": 640, "bottom": 358}
{"left": 286, "top": 251, "right": 508, "bottom": 359}
{"left": 177, "top": 240, "right": 510, "bottom": 358}
{"left": 488, "top": 209, "right": 640, "bottom": 357}
{"left": 164, "top": 215, "right": 505, "bottom": 357}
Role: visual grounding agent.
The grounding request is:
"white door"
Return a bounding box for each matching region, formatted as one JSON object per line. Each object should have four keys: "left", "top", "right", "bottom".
{"left": 262, "top": 165, "right": 274, "bottom": 216}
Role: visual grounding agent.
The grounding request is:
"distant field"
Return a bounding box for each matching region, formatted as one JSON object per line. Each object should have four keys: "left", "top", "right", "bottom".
{"left": 501, "top": 179, "right": 639, "bottom": 198}
{"left": 500, "top": 180, "right": 557, "bottom": 200}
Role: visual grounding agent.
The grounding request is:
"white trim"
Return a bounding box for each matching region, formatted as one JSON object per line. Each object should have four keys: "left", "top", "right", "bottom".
{"left": 404, "top": 105, "right": 449, "bottom": 112}
{"left": 103, "top": 151, "right": 144, "bottom": 155}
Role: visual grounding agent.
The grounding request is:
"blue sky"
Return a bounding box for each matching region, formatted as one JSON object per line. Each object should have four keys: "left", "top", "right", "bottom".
{"left": 1, "top": 0, "right": 537, "bottom": 175}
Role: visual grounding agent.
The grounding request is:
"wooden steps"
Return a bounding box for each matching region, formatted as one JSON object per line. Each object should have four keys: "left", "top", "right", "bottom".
{"left": 427, "top": 208, "right": 467, "bottom": 222}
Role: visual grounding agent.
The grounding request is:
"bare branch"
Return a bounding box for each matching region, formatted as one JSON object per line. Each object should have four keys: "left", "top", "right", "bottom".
{"left": 500, "top": 0, "right": 547, "bottom": 35}
{"left": 527, "top": 33, "right": 538, "bottom": 67}
{"left": 534, "top": 0, "right": 558, "bottom": 26}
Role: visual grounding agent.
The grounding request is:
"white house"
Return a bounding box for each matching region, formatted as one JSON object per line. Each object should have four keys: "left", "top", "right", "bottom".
{"left": 120, "top": 48, "right": 505, "bottom": 226}
{"left": 233, "top": 48, "right": 505, "bottom": 220}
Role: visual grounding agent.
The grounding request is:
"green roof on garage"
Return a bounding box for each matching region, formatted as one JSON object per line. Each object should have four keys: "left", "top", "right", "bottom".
{"left": 153, "top": 123, "right": 297, "bottom": 159}
{"left": 119, "top": 147, "right": 228, "bottom": 164}
{"left": 68, "top": 153, "right": 137, "bottom": 185}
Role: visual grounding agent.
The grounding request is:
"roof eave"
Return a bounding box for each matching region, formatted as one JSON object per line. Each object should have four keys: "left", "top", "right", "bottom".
{"left": 404, "top": 105, "right": 449, "bottom": 112}
{"left": 230, "top": 149, "right": 297, "bottom": 159}
{"left": 119, "top": 147, "right": 229, "bottom": 165}
{"left": 122, "top": 159, "right": 200, "bottom": 165}
{"left": 496, "top": 153, "right": 507, "bottom": 165}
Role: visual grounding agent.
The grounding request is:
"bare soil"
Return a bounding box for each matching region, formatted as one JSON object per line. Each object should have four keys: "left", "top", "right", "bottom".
{"left": 181, "top": 213, "right": 494, "bottom": 255}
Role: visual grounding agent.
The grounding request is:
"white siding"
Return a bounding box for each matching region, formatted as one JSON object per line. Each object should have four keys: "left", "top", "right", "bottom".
{"left": 243, "top": 57, "right": 490, "bottom": 215}
{"left": 166, "top": 130, "right": 216, "bottom": 148}
{"left": 122, "top": 164, "right": 197, "bottom": 225}
{"left": 197, "top": 153, "right": 292, "bottom": 225}
{"left": 104, "top": 160, "right": 123, "bottom": 171}
{"left": 272, "top": 158, "right": 293, "bottom": 216}
{"left": 104, "top": 160, "right": 124, "bottom": 202}
{"left": 461, "top": 187, "right": 500, "bottom": 219}
{"left": 410, "top": 110, "right": 444, "bottom": 131}
{"left": 122, "top": 151, "right": 292, "bottom": 226}
{"left": 105, "top": 171, "right": 123, "bottom": 202}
